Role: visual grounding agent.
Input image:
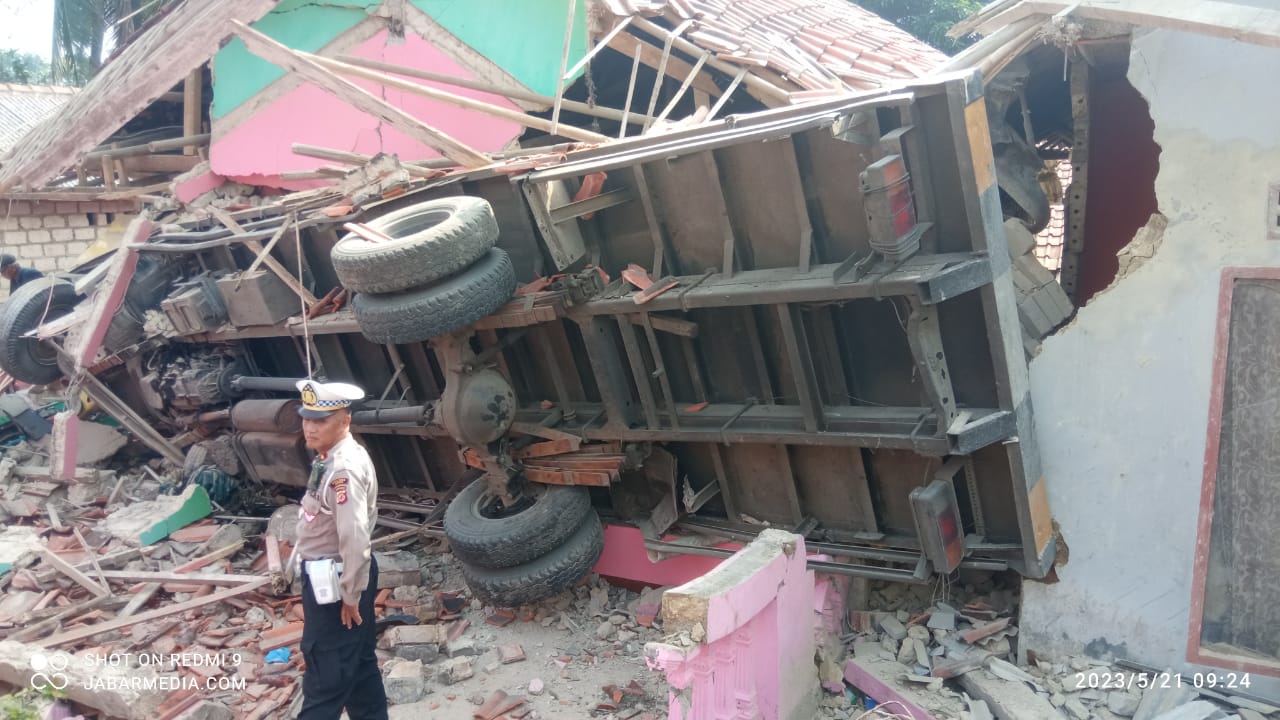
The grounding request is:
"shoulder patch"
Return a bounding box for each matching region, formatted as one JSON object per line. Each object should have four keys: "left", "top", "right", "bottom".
{"left": 331, "top": 476, "right": 349, "bottom": 505}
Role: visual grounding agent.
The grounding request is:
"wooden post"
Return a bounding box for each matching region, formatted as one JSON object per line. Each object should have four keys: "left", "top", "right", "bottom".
{"left": 183, "top": 68, "right": 202, "bottom": 155}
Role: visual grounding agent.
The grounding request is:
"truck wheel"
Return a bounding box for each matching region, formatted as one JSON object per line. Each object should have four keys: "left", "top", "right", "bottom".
{"left": 331, "top": 196, "right": 498, "bottom": 294}
{"left": 445, "top": 480, "right": 593, "bottom": 569}
{"left": 351, "top": 248, "right": 515, "bottom": 344}
{"left": 0, "top": 278, "right": 78, "bottom": 384}
{"left": 460, "top": 513, "right": 604, "bottom": 608}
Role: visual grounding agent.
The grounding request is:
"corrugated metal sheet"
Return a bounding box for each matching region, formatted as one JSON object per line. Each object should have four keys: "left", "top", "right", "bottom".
{"left": 0, "top": 84, "right": 77, "bottom": 155}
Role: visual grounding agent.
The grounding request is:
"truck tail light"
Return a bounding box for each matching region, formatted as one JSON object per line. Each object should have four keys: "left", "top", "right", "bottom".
{"left": 910, "top": 479, "right": 966, "bottom": 574}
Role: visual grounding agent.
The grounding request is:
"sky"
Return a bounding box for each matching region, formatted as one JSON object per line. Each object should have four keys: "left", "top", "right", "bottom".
{"left": 0, "top": 1, "right": 55, "bottom": 59}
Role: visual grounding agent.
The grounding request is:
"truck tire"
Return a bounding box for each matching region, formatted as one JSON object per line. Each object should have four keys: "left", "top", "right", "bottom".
{"left": 0, "top": 278, "right": 78, "bottom": 384}
{"left": 351, "top": 248, "right": 515, "bottom": 344}
{"left": 445, "top": 480, "right": 593, "bottom": 569}
{"left": 331, "top": 196, "right": 498, "bottom": 294}
{"left": 460, "top": 513, "right": 604, "bottom": 607}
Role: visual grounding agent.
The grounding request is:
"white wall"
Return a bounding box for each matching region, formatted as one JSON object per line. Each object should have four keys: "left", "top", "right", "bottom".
{"left": 1021, "top": 27, "right": 1280, "bottom": 701}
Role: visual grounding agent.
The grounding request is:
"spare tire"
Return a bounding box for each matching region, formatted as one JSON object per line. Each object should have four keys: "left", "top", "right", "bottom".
{"left": 351, "top": 247, "right": 515, "bottom": 345}
{"left": 459, "top": 513, "right": 605, "bottom": 607}
{"left": 0, "top": 277, "right": 79, "bottom": 384}
{"left": 332, "top": 196, "right": 498, "bottom": 294}
{"left": 445, "top": 481, "right": 593, "bottom": 569}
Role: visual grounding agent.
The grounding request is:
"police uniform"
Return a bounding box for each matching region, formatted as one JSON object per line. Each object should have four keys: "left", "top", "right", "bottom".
{"left": 292, "top": 381, "right": 388, "bottom": 720}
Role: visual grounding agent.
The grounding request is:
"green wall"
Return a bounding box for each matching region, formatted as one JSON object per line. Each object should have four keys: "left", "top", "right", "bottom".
{"left": 213, "top": 0, "right": 587, "bottom": 119}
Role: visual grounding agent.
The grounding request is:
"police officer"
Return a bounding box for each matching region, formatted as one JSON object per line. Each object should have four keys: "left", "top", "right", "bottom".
{"left": 292, "top": 380, "right": 388, "bottom": 719}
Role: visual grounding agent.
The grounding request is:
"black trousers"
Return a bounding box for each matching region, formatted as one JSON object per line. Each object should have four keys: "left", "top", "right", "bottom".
{"left": 299, "top": 556, "right": 388, "bottom": 720}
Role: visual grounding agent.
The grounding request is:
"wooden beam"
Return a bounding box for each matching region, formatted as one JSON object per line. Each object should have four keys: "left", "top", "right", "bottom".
{"left": 231, "top": 20, "right": 489, "bottom": 168}
{"left": 91, "top": 570, "right": 264, "bottom": 585}
{"left": 118, "top": 583, "right": 161, "bottom": 618}
{"left": 120, "top": 154, "right": 202, "bottom": 174}
{"left": 631, "top": 17, "right": 789, "bottom": 106}
{"left": 312, "top": 55, "right": 608, "bottom": 143}
{"left": 606, "top": 33, "right": 723, "bottom": 101}
{"left": 183, "top": 68, "right": 202, "bottom": 155}
{"left": 44, "top": 576, "right": 272, "bottom": 647}
{"left": 38, "top": 547, "right": 109, "bottom": 598}
{"left": 290, "top": 143, "right": 451, "bottom": 175}
{"left": 336, "top": 56, "right": 651, "bottom": 126}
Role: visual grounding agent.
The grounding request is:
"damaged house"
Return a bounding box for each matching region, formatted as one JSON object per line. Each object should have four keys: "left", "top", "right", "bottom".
{"left": 0, "top": 0, "right": 1275, "bottom": 717}
{"left": 945, "top": 0, "right": 1280, "bottom": 706}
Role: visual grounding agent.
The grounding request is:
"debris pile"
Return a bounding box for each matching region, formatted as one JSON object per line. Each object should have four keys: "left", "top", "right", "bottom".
{"left": 836, "top": 580, "right": 1280, "bottom": 720}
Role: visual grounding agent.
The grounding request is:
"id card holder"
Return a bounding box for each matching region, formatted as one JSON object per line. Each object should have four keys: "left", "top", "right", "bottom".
{"left": 306, "top": 559, "right": 342, "bottom": 605}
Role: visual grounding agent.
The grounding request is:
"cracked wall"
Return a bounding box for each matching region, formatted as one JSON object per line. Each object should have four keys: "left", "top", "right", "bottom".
{"left": 1019, "top": 27, "right": 1280, "bottom": 698}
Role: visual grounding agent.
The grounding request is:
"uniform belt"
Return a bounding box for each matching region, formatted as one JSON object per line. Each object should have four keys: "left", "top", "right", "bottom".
{"left": 304, "top": 559, "right": 344, "bottom": 573}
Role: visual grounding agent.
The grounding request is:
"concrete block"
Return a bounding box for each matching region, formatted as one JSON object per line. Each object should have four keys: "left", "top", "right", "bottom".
{"left": 18, "top": 244, "right": 43, "bottom": 259}
{"left": 1004, "top": 219, "right": 1037, "bottom": 257}
{"left": 51, "top": 229, "right": 73, "bottom": 242}
{"left": 43, "top": 215, "right": 67, "bottom": 228}
{"left": 28, "top": 230, "right": 51, "bottom": 245}
{"left": 1108, "top": 691, "right": 1140, "bottom": 717}
{"left": 0, "top": 640, "right": 164, "bottom": 719}
{"left": 1018, "top": 298, "right": 1055, "bottom": 339}
{"left": 67, "top": 214, "right": 90, "bottom": 228}
{"left": 32, "top": 257, "right": 57, "bottom": 272}
{"left": 383, "top": 659, "right": 427, "bottom": 704}
{"left": 1031, "top": 285, "right": 1071, "bottom": 328}
{"left": 879, "top": 614, "right": 908, "bottom": 641}
{"left": 959, "top": 667, "right": 1065, "bottom": 720}
{"left": 17, "top": 216, "right": 41, "bottom": 230}
{"left": 71, "top": 231, "right": 94, "bottom": 243}
{"left": 74, "top": 419, "right": 128, "bottom": 465}
{"left": 436, "top": 657, "right": 473, "bottom": 685}
{"left": 102, "top": 485, "right": 213, "bottom": 547}
{"left": 384, "top": 625, "right": 445, "bottom": 663}
{"left": 1014, "top": 251, "right": 1056, "bottom": 288}
{"left": 1132, "top": 685, "right": 1199, "bottom": 720}
{"left": 374, "top": 551, "right": 422, "bottom": 589}
{"left": 0, "top": 526, "right": 41, "bottom": 576}
{"left": 0, "top": 218, "right": 18, "bottom": 231}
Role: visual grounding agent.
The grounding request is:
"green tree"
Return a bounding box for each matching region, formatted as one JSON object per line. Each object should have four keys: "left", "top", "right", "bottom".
{"left": 0, "top": 50, "right": 52, "bottom": 84}
{"left": 853, "top": 0, "right": 983, "bottom": 55}
{"left": 52, "top": 0, "right": 179, "bottom": 86}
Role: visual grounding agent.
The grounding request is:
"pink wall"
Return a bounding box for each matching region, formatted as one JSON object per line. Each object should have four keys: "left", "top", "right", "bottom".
{"left": 211, "top": 29, "right": 524, "bottom": 188}
{"left": 645, "top": 530, "right": 818, "bottom": 720}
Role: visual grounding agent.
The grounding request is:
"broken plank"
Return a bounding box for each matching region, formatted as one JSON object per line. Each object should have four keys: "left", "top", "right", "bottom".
{"left": 9, "top": 594, "right": 125, "bottom": 642}
{"left": 232, "top": 20, "right": 488, "bottom": 168}
{"left": 43, "top": 576, "right": 272, "bottom": 647}
{"left": 33, "top": 547, "right": 147, "bottom": 585}
{"left": 172, "top": 540, "right": 244, "bottom": 573}
{"left": 118, "top": 582, "right": 161, "bottom": 619}
{"left": 91, "top": 571, "right": 264, "bottom": 585}
{"left": 39, "top": 547, "right": 109, "bottom": 598}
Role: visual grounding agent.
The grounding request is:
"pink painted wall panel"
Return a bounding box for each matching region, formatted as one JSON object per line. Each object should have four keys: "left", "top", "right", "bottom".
{"left": 646, "top": 532, "right": 818, "bottom": 720}
{"left": 211, "top": 29, "right": 523, "bottom": 185}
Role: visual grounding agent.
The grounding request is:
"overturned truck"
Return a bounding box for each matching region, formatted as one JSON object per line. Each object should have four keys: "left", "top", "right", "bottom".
{"left": 0, "top": 72, "right": 1057, "bottom": 606}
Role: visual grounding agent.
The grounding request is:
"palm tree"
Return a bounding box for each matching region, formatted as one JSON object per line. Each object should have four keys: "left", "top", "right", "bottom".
{"left": 51, "top": 0, "right": 178, "bottom": 86}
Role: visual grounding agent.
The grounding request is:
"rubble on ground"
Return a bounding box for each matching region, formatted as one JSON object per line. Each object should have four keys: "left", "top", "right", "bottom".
{"left": 830, "top": 579, "right": 1280, "bottom": 720}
